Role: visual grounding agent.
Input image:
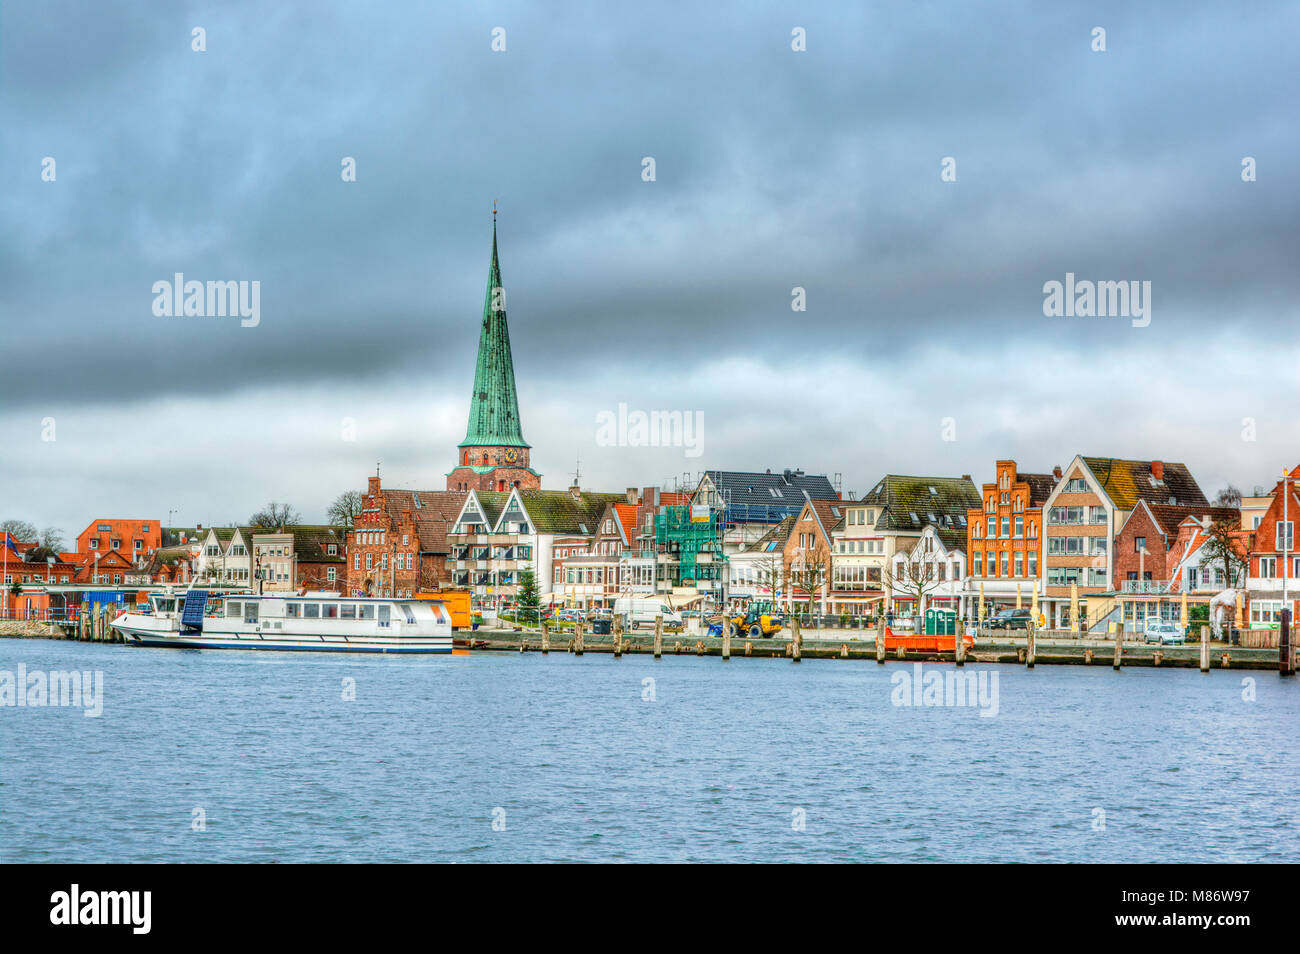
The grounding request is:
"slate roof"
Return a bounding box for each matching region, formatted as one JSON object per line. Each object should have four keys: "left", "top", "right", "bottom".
{"left": 1081, "top": 457, "right": 1208, "bottom": 509}
{"left": 1142, "top": 504, "right": 1240, "bottom": 537}
{"left": 703, "top": 469, "right": 839, "bottom": 508}
{"left": 1019, "top": 473, "right": 1059, "bottom": 506}
{"left": 752, "top": 515, "right": 796, "bottom": 552}
{"left": 860, "top": 474, "right": 980, "bottom": 550}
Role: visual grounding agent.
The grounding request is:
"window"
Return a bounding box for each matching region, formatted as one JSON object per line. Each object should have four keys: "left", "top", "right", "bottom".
{"left": 1028, "top": 552, "right": 1037, "bottom": 577}
{"left": 378, "top": 605, "right": 391, "bottom": 627}
{"left": 1000, "top": 517, "right": 1009, "bottom": 538}
{"left": 341, "top": 604, "right": 356, "bottom": 619}
{"left": 227, "top": 601, "right": 242, "bottom": 618}
{"left": 354, "top": 554, "right": 360, "bottom": 570}
{"left": 304, "top": 604, "right": 320, "bottom": 618}
{"left": 323, "top": 604, "right": 339, "bottom": 619}
{"left": 1259, "top": 557, "right": 1277, "bottom": 578}
{"left": 366, "top": 554, "right": 373, "bottom": 570}
{"left": 1014, "top": 552, "right": 1024, "bottom": 576}
{"left": 1049, "top": 507, "right": 1084, "bottom": 525}
{"left": 1014, "top": 516, "right": 1023, "bottom": 538}
{"left": 244, "top": 602, "right": 259, "bottom": 624}
{"left": 1134, "top": 536, "right": 1146, "bottom": 553}
{"left": 1277, "top": 522, "right": 1294, "bottom": 551}
{"left": 327, "top": 544, "right": 337, "bottom": 556}
{"left": 987, "top": 517, "right": 995, "bottom": 538}
{"left": 359, "top": 605, "right": 376, "bottom": 620}
{"left": 402, "top": 534, "right": 409, "bottom": 546}
{"left": 1000, "top": 552, "right": 1009, "bottom": 576}
{"left": 286, "top": 603, "right": 300, "bottom": 617}
{"left": 327, "top": 568, "right": 337, "bottom": 582}
{"left": 1066, "top": 478, "right": 1089, "bottom": 493}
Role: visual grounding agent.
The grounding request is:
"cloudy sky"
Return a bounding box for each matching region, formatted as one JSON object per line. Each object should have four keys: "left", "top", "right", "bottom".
{"left": 3, "top": 0, "right": 1298, "bottom": 539}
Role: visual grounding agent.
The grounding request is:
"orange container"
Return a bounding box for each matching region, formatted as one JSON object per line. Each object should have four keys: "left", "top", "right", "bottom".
{"left": 416, "top": 589, "right": 472, "bottom": 629}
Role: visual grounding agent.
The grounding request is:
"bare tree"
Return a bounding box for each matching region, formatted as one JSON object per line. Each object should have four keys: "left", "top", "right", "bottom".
{"left": 1212, "top": 485, "right": 1243, "bottom": 508}
{"left": 791, "top": 548, "right": 830, "bottom": 616}
{"left": 881, "top": 545, "right": 943, "bottom": 613}
{"left": 327, "top": 491, "right": 364, "bottom": 528}
{"left": 1200, "top": 518, "right": 1248, "bottom": 589}
{"left": 38, "top": 526, "right": 66, "bottom": 552}
{"left": 248, "top": 502, "right": 301, "bottom": 531}
{"left": 0, "top": 519, "right": 38, "bottom": 543}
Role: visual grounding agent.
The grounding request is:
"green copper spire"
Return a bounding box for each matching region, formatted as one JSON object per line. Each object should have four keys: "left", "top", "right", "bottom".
{"left": 460, "top": 213, "right": 529, "bottom": 448}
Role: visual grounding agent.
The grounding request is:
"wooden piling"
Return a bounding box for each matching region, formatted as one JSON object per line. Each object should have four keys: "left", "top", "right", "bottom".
{"left": 1200, "top": 625, "right": 1210, "bottom": 673}
{"left": 744, "top": 640, "right": 752, "bottom": 656}
{"left": 722, "top": 622, "right": 731, "bottom": 661}
{"left": 541, "top": 621, "right": 550, "bottom": 654}
{"left": 574, "top": 622, "right": 584, "bottom": 656}
{"left": 1112, "top": 623, "right": 1122, "bottom": 670}
{"left": 653, "top": 614, "right": 663, "bottom": 659}
{"left": 1280, "top": 609, "right": 1294, "bottom": 676}
{"left": 1152, "top": 650, "right": 1162, "bottom": 667}
{"left": 673, "top": 639, "right": 682, "bottom": 655}
{"left": 840, "top": 643, "right": 849, "bottom": 658}
{"left": 876, "top": 616, "right": 886, "bottom": 664}
{"left": 1026, "top": 621, "right": 1036, "bottom": 669}
{"left": 1084, "top": 648, "right": 1094, "bottom": 664}
{"left": 695, "top": 640, "right": 705, "bottom": 656}
{"left": 954, "top": 627, "right": 965, "bottom": 667}
{"left": 613, "top": 629, "right": 622, "bottom": 658}
{"left": 1221, "top": 652, "right": 1231, "bottom": 668}
{"left": 791, "top": 616, "right": 801, "bottom": 662}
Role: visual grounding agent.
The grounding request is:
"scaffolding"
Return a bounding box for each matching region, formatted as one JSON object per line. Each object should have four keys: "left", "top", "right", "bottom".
{"left": 654, "top": 506, "right": 724, "bottom": 586}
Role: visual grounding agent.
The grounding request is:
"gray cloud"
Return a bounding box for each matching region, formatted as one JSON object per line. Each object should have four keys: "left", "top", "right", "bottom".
{"left": 2, "top": 0, "right": 1298, "bottom": 533}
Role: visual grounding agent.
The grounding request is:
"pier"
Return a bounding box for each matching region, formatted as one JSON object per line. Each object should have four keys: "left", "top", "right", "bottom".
{"left": 475, "top": 628, "right": 1294, "bottom": 670}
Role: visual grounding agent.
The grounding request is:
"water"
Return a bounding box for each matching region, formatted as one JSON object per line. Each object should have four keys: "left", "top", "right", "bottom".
{"left": 2, "top": 638, "right": 1296, "bottom": 863}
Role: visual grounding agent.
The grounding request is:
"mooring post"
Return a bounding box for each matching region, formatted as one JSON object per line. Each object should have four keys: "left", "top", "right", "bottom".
{"left": 791, "top": 615, "right": 801, "bottom": 663}
{"left": 541, "top": 620, "right": 550, "bottom": 654}
{"left": 744, "top": 640, "right": 752, "bottom": 656}
{"left": 574, "top": 621, "right": 584, "bottom": 656}
{"left": 653, "top": 614, "right": 663, "bottom": 659}
{"left": 876, "top": 614, "right": 886, "bottom": 664}
{"left": 1280, "top": 609, "right": 1294, "bottom": 676}
{"left": 613, "top": 613, "right": 623, "bottom": 656}
{"left": 1199, "top": 624, "right": 1209, "bottom": 673}
{"left": 1026, "top": 620, "right": 1036, "bottom": 669}
{"left": 722, "top": 621, "right": 731, "bottom": 661}
{"left": 1112, "top": 621, "right": 1122, "bottom": 670}
{"left": 955, "top": 624, "right": 966, "bottom": 667}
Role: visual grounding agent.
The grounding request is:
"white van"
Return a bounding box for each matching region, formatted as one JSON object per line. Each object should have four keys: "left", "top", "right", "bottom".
{"left": 613, "top": 597, "right": 683, "bottom": 630}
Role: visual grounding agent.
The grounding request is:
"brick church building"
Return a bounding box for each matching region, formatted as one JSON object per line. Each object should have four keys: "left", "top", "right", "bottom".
{"left": 446, "top": 212, "right": 542, "bottom": 493}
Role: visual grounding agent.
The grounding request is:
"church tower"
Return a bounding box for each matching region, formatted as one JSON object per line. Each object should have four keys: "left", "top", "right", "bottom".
{"left": 446, "top": 210, "right": 542, "bottom": 492}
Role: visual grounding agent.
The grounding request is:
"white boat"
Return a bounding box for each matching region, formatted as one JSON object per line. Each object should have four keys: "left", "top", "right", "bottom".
{"left": 111, "top": 589, "right": 453, "bottom": 654}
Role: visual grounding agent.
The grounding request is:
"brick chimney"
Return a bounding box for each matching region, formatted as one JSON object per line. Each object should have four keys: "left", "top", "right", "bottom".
{"left": 626, "top": 487, "right": 639, "bottom": 504}
{"left": 1151, "top": 460, "right": 1164, "bottom": 482}
{"left": 1053, "top": 466, "right": 1063, "bottom": 479}
{"left": 368, "top": 475, "right": 381, "bottom": 496}
{"left": 569, "top": 484, "right": 582, "bottom": 501}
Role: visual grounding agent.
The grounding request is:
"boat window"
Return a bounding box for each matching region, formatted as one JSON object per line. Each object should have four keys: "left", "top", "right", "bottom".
{"left": 227, "top": 601, "right": 241, "bottom": 618}
{"left": 286, "top": 603, "right": 300, "bottom": 617}
{"left": 323, "top": 604, "right": 339, "bottom": 619}
{"left": 399, "top": 603, "right": 416, "bottom": 624}
{"left": 304, "top": 603, "right": 320, "bottom": 619}
{"left": 244, "top": 602, "right": 259, "bottom": 624}
{"left": 359, "top": 605, "right": 375, "bottom": 620}
{"left": 340, "top": 604, "right": 356, "bottom": 620}
{"left": 378, "top": 605, "right": 391, "bottom": 626}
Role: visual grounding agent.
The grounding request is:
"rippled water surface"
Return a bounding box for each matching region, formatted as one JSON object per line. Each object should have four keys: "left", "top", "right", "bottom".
{"left": 2, "top": 638, "right": 1296, "bottom": 862}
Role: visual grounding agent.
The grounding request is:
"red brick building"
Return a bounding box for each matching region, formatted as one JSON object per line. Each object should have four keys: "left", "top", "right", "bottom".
{"left": 347, "top": 476, "right": 466, "bottom": 597}
{"left": 966, "top": 460, "right": 1056, "bottom": 611}
{"left": 1245, "top": 465, "right": 1300, "bottom": 625}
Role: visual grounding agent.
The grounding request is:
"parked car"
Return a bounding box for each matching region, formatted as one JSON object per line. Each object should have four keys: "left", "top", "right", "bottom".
{"left": 1144, "top": 620, "right": 1186, "bottom": 644}
{"left": 987, "top": 608, "right": 1031, "bottom": 630}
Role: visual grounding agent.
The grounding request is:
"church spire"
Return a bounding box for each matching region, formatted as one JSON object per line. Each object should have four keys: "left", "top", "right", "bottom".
{"left": 460, "top": 209, "right": 528, "bottom": 449}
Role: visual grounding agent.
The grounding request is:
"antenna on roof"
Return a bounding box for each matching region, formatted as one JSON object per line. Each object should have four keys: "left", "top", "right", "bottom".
{"left": 375, "top": 461, "right": 381, "bottom": 478}
{"left": 571, "top": 456, "right": 582, "bottom": 488}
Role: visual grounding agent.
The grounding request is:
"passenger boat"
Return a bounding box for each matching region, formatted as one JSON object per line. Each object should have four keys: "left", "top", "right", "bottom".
{"left": 110, "top": 589, "right": 453, "bottom": 653}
